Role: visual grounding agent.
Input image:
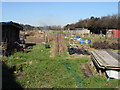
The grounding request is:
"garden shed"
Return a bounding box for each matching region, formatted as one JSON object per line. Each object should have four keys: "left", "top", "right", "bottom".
{"left": 1, "top": 21, "right": 23, "bottom": 56}
{"left": 112, "top": 30, "right": 120, "bottom": 38}
{"left": 106, "top": 29, "right": 120, "bottom": 38}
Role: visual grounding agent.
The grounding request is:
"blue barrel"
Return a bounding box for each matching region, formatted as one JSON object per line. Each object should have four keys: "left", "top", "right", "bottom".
{"left": 79, "top": 39, "right": 85, "bottom": 44}
{"left": 87, "top": 40, "right": 91, "bottom": 44}
{"left": 85, "top": 39, "right": 91, "bottom": 44}
{"left": 76, "top": 36, "right": 80, "bottom": 38}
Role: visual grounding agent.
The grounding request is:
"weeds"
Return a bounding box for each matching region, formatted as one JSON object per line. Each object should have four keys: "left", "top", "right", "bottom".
{"left": 2, "top": 44, "right": 119, "bottom": 88}
{"left": 91, "top": 40, "right": 119, "bottom": 50}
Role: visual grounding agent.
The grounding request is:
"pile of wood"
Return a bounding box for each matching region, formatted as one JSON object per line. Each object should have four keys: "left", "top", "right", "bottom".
{"left": 90, "top": 50, "right": 120, "bottom": 79}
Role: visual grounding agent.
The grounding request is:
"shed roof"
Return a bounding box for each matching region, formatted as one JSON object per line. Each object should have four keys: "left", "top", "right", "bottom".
{"left": 1, "top": 21, "right": 23, "bottom": 30}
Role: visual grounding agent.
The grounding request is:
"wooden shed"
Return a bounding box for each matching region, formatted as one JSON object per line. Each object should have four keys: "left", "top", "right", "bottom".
{"left": 1, "top": 21, "right": 23, "bottom": 56}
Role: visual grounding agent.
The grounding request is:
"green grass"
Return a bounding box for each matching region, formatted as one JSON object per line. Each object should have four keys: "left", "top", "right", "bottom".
{"left": 3, "top": 44, "right": 120, "bottom": 88}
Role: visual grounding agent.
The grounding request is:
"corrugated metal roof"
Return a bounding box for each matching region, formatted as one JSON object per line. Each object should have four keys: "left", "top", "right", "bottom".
{"left": 91, "top": 50, "right": 120, "bottom": 70}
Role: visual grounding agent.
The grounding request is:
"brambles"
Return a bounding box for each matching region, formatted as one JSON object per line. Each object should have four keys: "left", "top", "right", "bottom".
{"left": 91, "top": 40, "right": 119, "bottom": 50}
{"left": 110, "top": 43, "right": 120, "bottom": 50}
{"left": 90, "top": 41, "right": 109, "bottom": 49}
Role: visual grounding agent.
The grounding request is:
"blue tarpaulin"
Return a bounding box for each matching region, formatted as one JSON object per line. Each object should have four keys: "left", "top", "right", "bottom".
{"left": 79, "top": 39, "right": 85, "bottom": 44}
{"left": 2, "top": 21, "right": 13, "bottom": 23}
{"left": 76, "top": 36, "right": 81, "bottom": 38}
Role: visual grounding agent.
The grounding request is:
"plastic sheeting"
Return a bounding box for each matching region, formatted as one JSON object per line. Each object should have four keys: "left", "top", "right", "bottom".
{"left": 106, "top": 70, "right": 120, "bottom": 79}
{"left": 2, "top": 21, "right": 13, "bottom": 23}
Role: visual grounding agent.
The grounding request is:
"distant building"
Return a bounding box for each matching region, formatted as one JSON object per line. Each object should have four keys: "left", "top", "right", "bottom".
{"left": 74, "top": 29, "right": 90, "bottom": 35}
{"left": 40, "top": 26, "right": 51, "bottom": 30}
{"left": 74, "top": 28, "right": 84, "bottom": 30}
{"left": 113, "top": 30, "right": 120, "bottom": 38}
{"left": 106, "top": 29, "right": 120, "bottom": 38}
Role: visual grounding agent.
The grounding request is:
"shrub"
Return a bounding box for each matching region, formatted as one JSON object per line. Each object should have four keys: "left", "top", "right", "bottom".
{"left": 90, "top": 41, "right": 110, "bottom": 49}
{"left": 91, "top": 40, "right": 119, "bottom": 50}
{"left": 109, "top": 43, "right": 120, "bottom": 50}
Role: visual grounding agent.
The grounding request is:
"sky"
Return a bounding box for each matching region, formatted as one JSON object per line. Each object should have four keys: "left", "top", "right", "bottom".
{"left": 2, "top": 2, "right": 118, "bottom": 27}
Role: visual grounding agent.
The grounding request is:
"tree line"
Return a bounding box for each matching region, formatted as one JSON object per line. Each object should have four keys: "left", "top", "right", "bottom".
{"left": 20, "top": 24, "right": 62, "bottom": 31}
{"left": 20, "top": 24, "right": 40, "bottom": 30}
{"left": 64, "top": 14, "right": 118, "bottom": 34}
{"left": 20, "top": 14, "right": 119, "bottom": 34}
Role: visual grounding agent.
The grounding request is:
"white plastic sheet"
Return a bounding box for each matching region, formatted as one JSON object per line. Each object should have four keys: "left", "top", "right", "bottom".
{"left": 106, "top": 70, "right": 120, "bottom": 79}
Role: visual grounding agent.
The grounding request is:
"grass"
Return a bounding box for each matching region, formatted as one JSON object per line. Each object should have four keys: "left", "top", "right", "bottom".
{"left": 2, "top": 44, "right": 120, "bottom": 88}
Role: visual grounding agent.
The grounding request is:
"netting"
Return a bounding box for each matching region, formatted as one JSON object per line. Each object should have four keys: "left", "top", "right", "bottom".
{"left": 60, "top": 62, "right": 83, "bottom": 86}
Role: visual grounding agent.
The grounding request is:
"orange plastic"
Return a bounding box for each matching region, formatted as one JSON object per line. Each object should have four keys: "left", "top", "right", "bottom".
{"left": 112, "top": 30, "right": 120, "bottom": 38}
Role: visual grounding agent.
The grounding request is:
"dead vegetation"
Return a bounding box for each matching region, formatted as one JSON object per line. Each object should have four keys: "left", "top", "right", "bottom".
{"left": 81, "top": 64, "right": 93, "bottom": 78}
{"left": 90, "top": 40, "right": 119, "bottom": 50}
{"left": 51, "top": 32, "right": 67, "bottom": 56}
{"left": 24, "top": 30, "right": 55, "bottom": 44}
{"left": 24, "top": 30, "right": 44, "bottom": 43}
